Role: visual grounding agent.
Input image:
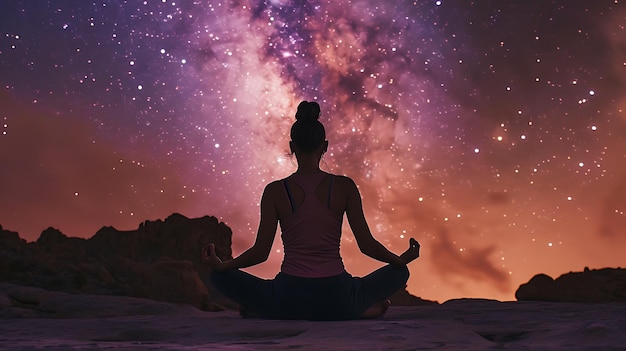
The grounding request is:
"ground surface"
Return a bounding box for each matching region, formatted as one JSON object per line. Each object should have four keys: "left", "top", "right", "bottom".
{"left": 0, "top": 285, "right": 625, "bottom": 350}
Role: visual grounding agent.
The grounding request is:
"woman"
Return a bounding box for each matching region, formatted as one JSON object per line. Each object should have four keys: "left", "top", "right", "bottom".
{"left": 202, "top": 101, "right": 420, "bottom": 320}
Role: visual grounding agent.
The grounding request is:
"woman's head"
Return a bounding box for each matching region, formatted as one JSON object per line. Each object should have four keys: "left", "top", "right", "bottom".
{"left": 290, "top": 101, "right": 326, "bottom": 154}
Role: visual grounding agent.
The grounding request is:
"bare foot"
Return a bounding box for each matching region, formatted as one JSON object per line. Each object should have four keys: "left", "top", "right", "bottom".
{"left": 360, "top": 299, "right": 391, "bottom": 319}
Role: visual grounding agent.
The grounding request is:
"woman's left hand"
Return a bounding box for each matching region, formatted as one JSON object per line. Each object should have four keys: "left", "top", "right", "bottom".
{"left": 202, "top": 243, "right": 224, "bottom": 270}
{"left": 399, "top": 238, "right": 420, "bottom": 265}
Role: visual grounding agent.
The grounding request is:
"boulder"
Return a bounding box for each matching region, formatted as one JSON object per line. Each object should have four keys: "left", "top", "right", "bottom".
{"left": 390, "top": 287, "right": 438, "bottom": 306}
{"left": 516, "top": 267, "right": 626, "bottom": 303}
{"left": 133, "top": 256, "right": 209, "bottom": 309}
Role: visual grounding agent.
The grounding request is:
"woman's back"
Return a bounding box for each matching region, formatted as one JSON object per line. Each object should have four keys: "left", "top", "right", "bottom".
{"left": 277, "top": 172, "right": 345, "bottom": 278}
{"left": 272, "top": 171, "right": 351, "bottom": 221}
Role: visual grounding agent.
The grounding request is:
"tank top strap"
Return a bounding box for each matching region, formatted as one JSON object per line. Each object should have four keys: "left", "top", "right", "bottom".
{"left": 283, "top": 179, "right": 296, "bottom": 213}
{"left": 283, "top": 173, "right": 334, "bottom": 213}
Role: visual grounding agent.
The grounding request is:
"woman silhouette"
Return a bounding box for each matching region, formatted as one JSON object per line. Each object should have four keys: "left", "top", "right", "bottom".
{"left": 202, "top": 101, "right": 420, "bottom": 320}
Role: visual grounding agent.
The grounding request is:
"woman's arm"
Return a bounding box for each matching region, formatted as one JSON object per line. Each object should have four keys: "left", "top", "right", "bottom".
{"left": 345, "top": 178, "right": 419, "bottom": 266}
{"left": 203, "top": 183, "right": 279, "bottom": 271}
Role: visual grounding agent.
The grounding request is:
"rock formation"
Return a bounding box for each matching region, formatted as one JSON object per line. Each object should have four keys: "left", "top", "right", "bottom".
{"left": 0, "top": 214, "right": 235, "bottom": 310}
{"left": 515, "top": 267, "right": 626, "bottom": 303}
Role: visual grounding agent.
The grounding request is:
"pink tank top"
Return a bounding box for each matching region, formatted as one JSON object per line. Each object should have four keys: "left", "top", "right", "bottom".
{"left": 280, "top": 172, "right": 345, "bottom": 278}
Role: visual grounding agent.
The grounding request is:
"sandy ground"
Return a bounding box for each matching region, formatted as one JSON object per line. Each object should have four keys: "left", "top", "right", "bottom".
{"left": 1, "top": 285, "right": 625, "bottom": 350}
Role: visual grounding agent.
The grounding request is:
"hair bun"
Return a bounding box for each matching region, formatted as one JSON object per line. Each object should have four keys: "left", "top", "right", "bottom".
{"left": 295, "top": 101, "right": 321, "bottom": 122}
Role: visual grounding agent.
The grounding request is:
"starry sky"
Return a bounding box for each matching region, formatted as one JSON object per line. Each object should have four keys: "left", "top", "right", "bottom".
{"left": 1, "top": 0, "right": 625, "bottom": 302}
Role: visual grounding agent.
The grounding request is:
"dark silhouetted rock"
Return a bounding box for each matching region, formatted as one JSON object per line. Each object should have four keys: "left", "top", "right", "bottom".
{"left": 516, "top": 268, "right": 626, "bottom": 303}
{"left": 133, "top": 256, "right": 210, "bottom": 309}
{"left": 0, "top": 226, "right": 26, "bottom": 252}
{"left": 0, "top": 214, "right": 233, "bottom": 310}
{"left": 37, "top": 227, "right": 71, "bottom": 251}
{"left": 390, "top": 286, "right": 438, "bottom": 306}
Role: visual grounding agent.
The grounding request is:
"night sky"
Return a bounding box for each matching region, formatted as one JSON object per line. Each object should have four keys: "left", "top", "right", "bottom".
{"left": 1, "top": 1, "right": 625, "bottom": 302}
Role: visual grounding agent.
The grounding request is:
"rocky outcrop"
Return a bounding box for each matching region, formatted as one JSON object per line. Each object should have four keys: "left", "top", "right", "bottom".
{"left": 515, "top": 267, "right": 626, "bottom": 303}
{"left": 390, "top": 287, "right": 438, "bottom": 306}
{"left": 0, "top": 214, "right": 234, "bottom": 310}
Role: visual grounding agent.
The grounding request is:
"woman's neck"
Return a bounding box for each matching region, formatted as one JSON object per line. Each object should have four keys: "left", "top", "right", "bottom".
{"left": 295, "top": 165, "right": 322, "bottom": 174}
{"left": 294, "top": 154, "right": 322, "bottom": 174}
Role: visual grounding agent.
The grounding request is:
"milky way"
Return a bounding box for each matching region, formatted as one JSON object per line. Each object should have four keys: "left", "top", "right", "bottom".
{"left": 1, "top": 1, "right": 625, "bottom": 301}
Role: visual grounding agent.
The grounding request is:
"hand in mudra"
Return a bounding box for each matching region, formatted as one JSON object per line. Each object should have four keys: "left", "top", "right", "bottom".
{"left": 201, "top": 243, "right": 224, "bottom": 271}
{"left": 400, "top": 238, "right": 420, "bottom": 264}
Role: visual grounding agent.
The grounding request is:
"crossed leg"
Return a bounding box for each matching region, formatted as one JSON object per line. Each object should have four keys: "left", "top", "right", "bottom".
{"left": 355, "top": 264, "right": 410, "bottom": 319}
{"left": 210, "top": 269, "right": 272, "bottom": 318}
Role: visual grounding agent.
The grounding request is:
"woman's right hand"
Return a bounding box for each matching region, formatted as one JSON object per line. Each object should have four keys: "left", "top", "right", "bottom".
{"left": 400, "top": 238, "right": 420, "bottom": 264}
{"left": 201, "top": 243, "right": 225, "bottom": 271}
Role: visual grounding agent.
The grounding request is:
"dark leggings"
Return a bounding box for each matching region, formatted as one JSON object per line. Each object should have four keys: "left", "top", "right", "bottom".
{"left": 210, "top": 265, "right": 409, "bottom": 320}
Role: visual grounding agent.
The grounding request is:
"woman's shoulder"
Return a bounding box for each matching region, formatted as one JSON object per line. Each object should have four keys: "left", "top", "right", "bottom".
{"left": 264, "top": 179, "right": 286, "bottom": 191}
{"left": 328, "top": 172, "right": 351, "bottom": 180}
{"left": 329, "top": 173, "right": 357, "bottom": 188}
{"left": 264, "top": 173, "right": 356, "bottom": 188}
